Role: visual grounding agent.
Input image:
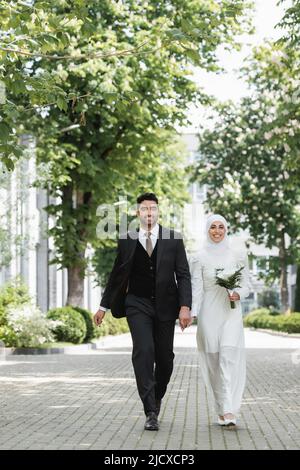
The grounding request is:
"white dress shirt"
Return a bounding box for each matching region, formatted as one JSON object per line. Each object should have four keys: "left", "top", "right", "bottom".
{"left": 99, "top": 223, "right": 160, "bottom": 311}
{"left": 138, "top": 222, "right": 159, "bottom": 252}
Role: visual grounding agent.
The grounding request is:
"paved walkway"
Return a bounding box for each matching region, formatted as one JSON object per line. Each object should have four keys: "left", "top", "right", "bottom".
{"left": 0, "top": 327, "right": 299, "bottom": 450}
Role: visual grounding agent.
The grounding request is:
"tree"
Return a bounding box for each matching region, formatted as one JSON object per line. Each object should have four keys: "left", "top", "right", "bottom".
{"left": 189, "top": 1, "right": 300, "bottom": 312}
{"left": 276, "top": 1, "right": 300, "bottom": 314}
{"left": 241, "top": 42, "right": 300, "bottom": 190}
{"left": 0, "top": 0, "right": 251, "bottom": 306}
{"left": 0, "top": 0, "right": 252, "bottom": 168}
{"left": 191, "top": 96, "right": 300, "bottom": 312}
{"left": 92, "top": 131, "right": 191, "bottom": 286}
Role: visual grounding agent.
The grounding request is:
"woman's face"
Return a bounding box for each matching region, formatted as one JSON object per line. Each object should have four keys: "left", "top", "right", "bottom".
{"left": 208, "top": 220, "right": 226, "bottom": 243}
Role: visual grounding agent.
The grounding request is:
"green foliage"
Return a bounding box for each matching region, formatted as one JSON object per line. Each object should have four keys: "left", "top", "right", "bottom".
{"left": 0, "top": 0, "right": 253, "bottom": 169}
{"left": 190, "top": 73, "right": 300, "bottom": 311}
{"left": 71, "top": 306, "right": 95, "bottom": 343}
{"left": 255, "top": 256, "right": 282, "bottom": 286}
{"left": 92, "top": 240, "right": 118, "bottom": 287}
{"left": 0, "top": 277, "right": 32, "bottom": 326}
{"left": 246, "top": 307, "right": 273, "bottom": 316}
{"left": 47, "top": 306, "right": 86, "bottom": 344}
{"left": 93, "top": 312, "right": 129, "bottom": 338}
{"left": 0, "top": 325, "right": 18, "bottom": 347}
{"left": 192, "top": 96, "right": 299, "bottom": 249}
{"left": 0, "top": 1, "right": 253, "bottom": 307}
{"left": 189, "top": 8, "right": 300, "bottom": 293}
{"left": 215, "top": 266, "right": 244, "bottom": 308}
{"left": 244, "top": 310, "right": 300, "bottom": 334}
{"left": 215, "top": 267, "right": 244, "bottom": 290}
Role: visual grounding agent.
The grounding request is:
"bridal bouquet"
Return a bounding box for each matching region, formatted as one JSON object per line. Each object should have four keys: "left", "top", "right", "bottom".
{"left": 215, "top": 266, "right": 244, "bottom": 309}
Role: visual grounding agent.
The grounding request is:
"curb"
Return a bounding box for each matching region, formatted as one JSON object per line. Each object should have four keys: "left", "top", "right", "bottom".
{"left": 1, "top": 333, "right": 131, "bottom": 355}
{"left": 248, "top": 327, "right": 300, "bottom": 339}
{"left": 3, "top": 342, "right": 98, "bottom": 355}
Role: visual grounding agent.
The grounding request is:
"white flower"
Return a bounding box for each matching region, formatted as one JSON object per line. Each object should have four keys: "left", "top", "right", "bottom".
{"left": 264, "top": 131, "right": 273, "bottom": 140}
{"left": 7, "top": 303, "right": 56, "bottom": 348}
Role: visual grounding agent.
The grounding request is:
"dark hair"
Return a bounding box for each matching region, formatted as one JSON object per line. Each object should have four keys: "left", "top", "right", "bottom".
{"left": 137, "top": 192, "right": 159, "bottom": 205}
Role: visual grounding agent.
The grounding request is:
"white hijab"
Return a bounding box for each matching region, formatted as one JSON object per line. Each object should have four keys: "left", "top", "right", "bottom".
{"left": 203, "top": 214, "right": 230, "bottom": 255}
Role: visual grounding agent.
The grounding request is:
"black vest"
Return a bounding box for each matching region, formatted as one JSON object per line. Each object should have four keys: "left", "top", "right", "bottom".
{"left": 128, "top": 240, "right": 157, "bottom": 301}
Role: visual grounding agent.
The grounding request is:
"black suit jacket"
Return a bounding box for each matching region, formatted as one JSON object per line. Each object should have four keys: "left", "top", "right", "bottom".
{"left": 100, "top": 224, "right": 192, "bottom": 321}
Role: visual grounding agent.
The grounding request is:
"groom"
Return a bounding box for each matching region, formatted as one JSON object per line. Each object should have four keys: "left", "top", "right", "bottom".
{"left": 94, "top": 193, "right": 192, "bottom": 431}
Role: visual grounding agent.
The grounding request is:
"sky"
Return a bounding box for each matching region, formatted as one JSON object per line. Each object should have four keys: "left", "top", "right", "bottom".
{"left": 184, "top": 0, "right": 289, "bottom": 132}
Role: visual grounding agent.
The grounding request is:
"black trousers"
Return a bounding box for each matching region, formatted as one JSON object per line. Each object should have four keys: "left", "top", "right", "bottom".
{"left": 125, "top": 293, "right": 176, "bottom": 415}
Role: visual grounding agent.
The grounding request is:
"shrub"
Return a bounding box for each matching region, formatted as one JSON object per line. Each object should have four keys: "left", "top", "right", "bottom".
{"left": 281, "top": 314, "right": 300, "bottom": 334}
{"left": 0, "top": 277, "right": 32, "bottom": 327}
{"left": 244, "top": 310, "right": 300, "bottom": 334}
{"left": 93, "top": 317, "right": 110, "bottom": 338}
{"left": 4, "top": 303, "right": 60, "bottom": 348}
{"left": 0, "top": 325, "right": 18, "bottom": 347}
{"left": 93, "top": 312, "right": 129, "bottom": 338}
{"left": 246, "top": 308, "right": 271, "bottom": 317}
{"left": 71, "top": 306, "right": 95, "bottom": 343}
{"left": 47, "top": 307, "right": 87, "bottom": 344}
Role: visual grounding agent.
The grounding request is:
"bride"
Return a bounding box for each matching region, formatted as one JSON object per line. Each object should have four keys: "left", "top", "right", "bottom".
{"left": 190, "top": 214, "right": 250, "bottom": 427}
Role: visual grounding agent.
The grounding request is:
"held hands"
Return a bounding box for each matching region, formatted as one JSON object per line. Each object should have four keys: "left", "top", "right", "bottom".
{"left": 228, "top": 291, "right": 240, "bottom": 302}
{"left": 179, "top": 306, "right": 193, "bottom": 332}
{"left": 93, "top": 309, "right": 106, "bottom": 327}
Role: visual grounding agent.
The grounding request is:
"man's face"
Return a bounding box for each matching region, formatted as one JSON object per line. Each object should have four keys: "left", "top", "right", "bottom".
{"left": 137, "top": 200, "right": 159, "bottom": 229}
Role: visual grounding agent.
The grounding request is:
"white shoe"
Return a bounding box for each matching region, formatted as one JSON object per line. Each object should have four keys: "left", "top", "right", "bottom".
{"left": 217, "top": 417, "right": 226, "bottom": 426}
{"left": 224, "top": 417, "right": 237, "bottom": 426}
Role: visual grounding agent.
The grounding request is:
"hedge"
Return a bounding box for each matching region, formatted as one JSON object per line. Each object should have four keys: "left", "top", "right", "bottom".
{"left": 93, "top": 312, "right": 129, "bottom": 338}
{"left": 71, "top": 306, "right": 95, "bottom": 343}
{"left": 47, "top": 307, "right": 87, "bottom": 344}
{"left": 244, "top": 310, "right": 300, "bottom": 334}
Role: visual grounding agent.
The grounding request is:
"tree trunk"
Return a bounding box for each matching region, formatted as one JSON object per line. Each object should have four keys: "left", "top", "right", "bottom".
{"left": 294, "top": 265, "right": 300, "bottom": 312}
{"left": 279, "top": 230, "right": 289, "bottom": 314}
{"left": 67, "top": 264, "right": 85, "bottom": 307}
{"left": 62, "top": 187, "right": 92, "bottom": 308}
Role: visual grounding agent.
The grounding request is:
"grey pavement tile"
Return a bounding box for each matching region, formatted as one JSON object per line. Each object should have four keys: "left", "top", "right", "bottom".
{"left": 0, "top": 329, "right": 299, "bottom": 450}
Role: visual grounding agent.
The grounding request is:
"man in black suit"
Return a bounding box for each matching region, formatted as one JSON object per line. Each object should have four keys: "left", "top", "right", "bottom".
{"left": 94, "top": 193, "right": 192, "bottom": 431}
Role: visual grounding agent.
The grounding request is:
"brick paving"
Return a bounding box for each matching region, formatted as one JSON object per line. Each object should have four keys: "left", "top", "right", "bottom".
{"left": 0, "top": 326, "right": 299, "bottom": 450}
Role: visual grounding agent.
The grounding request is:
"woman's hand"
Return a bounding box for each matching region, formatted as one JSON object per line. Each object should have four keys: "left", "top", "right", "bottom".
{"left": 228, "top": 291, "right": 240, "bottom": 301}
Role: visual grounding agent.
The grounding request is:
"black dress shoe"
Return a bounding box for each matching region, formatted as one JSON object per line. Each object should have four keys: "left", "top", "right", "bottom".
{"left": 155, "top": 399, "right": 162, "bottom": 416}
{"left": 144, "top": 412, "right": 159, "bottom": 431}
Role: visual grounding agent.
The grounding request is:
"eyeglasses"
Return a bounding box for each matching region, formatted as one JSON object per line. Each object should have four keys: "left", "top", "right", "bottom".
{"left": 139, "top": 206, "right": 158, "bottom": 212}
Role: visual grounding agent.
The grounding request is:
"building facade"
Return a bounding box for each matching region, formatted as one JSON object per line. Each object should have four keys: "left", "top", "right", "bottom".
{"left": 0, "top": 140, "right": 101, "bottom": 313}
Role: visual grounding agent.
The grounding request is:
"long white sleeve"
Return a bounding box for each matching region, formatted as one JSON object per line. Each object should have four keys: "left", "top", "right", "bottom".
{"left": 189, "top": 254, "right": 204, "bottom": 317}
{"left": 234, "top": 251, "right": 250, "bottom": 300}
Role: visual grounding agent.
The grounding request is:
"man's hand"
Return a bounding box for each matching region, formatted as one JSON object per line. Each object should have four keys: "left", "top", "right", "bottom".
{"left": 179, "top": 306, "right": 193, "bottom": 331}
{"left": 94, "top": 309, "right": 106, "bottom": 327}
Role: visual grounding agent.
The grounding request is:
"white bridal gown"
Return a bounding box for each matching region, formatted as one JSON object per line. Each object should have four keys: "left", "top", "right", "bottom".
{"left": 190, "top": 246, "right": 250, "bottom": 416}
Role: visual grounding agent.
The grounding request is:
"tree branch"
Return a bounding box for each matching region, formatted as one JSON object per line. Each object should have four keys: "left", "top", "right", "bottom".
{"left": 0, "top": 37, "right": 159, "bottom": 60}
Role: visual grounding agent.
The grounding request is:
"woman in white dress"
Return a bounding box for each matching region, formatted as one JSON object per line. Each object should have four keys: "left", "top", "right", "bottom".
{"left": 190, "top": 214, "right": 250, "bottom": 427}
